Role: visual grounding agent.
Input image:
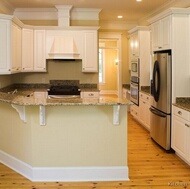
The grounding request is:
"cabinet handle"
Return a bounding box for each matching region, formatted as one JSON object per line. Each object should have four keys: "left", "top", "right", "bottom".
{"left": 178, "top": 111, "right": 182, "bottom": 115}
{"left": 89, "top": 93, "right": 94, "bottom": 96}
{"left": 185, "top": 124, "right": 190, "bottom": 127}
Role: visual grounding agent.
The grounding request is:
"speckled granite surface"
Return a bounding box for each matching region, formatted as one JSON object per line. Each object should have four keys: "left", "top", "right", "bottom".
{"left": 0, "top": 84, "right": 130, "bottom": 106}
{"left": 122, "top": 84, "right": 130, "bottom": 90}
{"left": 141, "top": 86, "right": 150, "bottom": 94}
{"left": 173, "top": 97, "right": 190, "bottom": 112}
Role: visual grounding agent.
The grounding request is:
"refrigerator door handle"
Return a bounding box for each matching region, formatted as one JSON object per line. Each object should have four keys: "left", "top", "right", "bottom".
{"left": 152, "top": 60, "right": 160, "bottom": 102}
{"left": 149, "top": 107, "right": 166, "bottom": 118}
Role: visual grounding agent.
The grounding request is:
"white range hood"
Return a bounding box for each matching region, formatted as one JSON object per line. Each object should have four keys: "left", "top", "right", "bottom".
{"left": 48, "top": 36, "right": 80, "bottom": 59}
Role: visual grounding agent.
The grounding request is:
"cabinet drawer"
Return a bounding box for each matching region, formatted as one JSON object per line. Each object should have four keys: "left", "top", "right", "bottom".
{"left": 139, "top": 92, "right": 151, "bottom": 103}
{"left": 173, "top": 106, "right": 190, "bottom": 121}
{"left": 81, "top": 91, "right": 99, "bottom": 98}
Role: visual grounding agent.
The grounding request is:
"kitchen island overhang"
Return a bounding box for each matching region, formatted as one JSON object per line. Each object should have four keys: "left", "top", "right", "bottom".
{"left": 0, "top": 93, "right": 131, "bottom": 182}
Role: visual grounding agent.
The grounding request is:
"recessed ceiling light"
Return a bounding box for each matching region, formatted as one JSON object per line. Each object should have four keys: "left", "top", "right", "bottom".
{"left": 118, "top": 15, "right": 123, "bottom": 19}
{"left": 136, "top": 0, "right": 142, "bottom": 2}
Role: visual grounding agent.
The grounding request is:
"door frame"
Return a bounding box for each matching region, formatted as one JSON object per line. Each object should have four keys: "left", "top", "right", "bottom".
{"left": 99, "top": 32, "right": 122, "bottom": 98}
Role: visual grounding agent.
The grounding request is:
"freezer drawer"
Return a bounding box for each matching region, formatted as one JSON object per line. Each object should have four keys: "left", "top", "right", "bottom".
{"left": 150, "top": 107, "right": 171, "bottom": 150}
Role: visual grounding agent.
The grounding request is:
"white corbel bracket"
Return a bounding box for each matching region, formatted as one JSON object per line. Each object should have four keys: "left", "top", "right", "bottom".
{"left": 40, "top": 105, "right": 46, "bottom": 126}
{"left": 113, "top": 104, "right": 120, "bottom": 125}
{"left": 11, "top": 104, "right": 26, "bottom": 123}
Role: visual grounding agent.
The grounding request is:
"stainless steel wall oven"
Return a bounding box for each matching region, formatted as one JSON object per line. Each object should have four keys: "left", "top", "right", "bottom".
{"left": 130, "top": 58, "right": 140, "bottom": 106}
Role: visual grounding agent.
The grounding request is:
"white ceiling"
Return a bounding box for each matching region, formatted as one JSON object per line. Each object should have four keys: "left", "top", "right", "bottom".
{"left": 3, "top": 0, "right": 190, "bottom": 23}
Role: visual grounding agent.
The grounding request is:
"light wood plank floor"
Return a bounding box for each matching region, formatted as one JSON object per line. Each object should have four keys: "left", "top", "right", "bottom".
{"left": 0, "top": 114, "right": 190, "bottom": 189}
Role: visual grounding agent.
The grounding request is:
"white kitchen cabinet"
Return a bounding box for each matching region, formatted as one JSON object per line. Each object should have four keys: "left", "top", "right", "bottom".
{"left": 128, "top": 26, "right": 150, "bottom": 87}
{"left": 22, "top": 28, "right": 34, "bottom": 72}
{"left": 34, "top": 30, "right": 46, "bottom": 72}
{"left": 12, "top": 23, "right": 22, "bottom": 73}
{"left": 0, "top": 15, "right": 22, "bottom": 74}
{"left": 82, "top": 31, "right": 98, "bottom": 72}
{"left": 129, "top": 32, "right": 139, "bottom": 58}
{"left": 172, "top": 106, "right": 190, "bottom": 165}
{"left": 130, "top": 104, "right": 139, "bottom": 120}
{"left": 151, "top": 16, "right": 171, "bottom": 51}
{"left": 148, "top": 8, "right": 190, "bottom": 100}
{"left": 80, "top": 91, "right": 99, "bottom": 98}
{"left": 139, "top": 92, "right": 151, "bottom": 131}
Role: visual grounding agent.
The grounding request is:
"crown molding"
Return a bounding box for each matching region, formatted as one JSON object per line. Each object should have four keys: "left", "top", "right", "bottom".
{"left": 13, "top": 8, "right": 101, "bottom": 21}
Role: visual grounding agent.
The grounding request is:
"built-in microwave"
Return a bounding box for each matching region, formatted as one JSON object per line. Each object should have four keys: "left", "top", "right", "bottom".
{"left": 131, "top": 58, "right": 139, "bottom": 78}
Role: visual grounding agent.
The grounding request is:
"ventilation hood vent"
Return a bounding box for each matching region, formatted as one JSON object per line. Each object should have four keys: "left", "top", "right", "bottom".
{"left": 48, "top": 36, "right": 80, "bottom": 59}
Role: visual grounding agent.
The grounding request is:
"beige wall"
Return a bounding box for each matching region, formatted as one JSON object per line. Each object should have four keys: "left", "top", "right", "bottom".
{"left": 12, "top": 60, "right": 98, "bottom": 84}
{"left": 0, "top": 101, "right": 128, "bottom": 167}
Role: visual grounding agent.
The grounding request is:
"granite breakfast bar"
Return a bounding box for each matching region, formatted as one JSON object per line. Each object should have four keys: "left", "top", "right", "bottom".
{"left": 0, "top": 87, "right": 131, "bottom": 182}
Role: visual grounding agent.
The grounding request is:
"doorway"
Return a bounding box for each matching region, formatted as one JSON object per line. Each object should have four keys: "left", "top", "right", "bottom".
{"left": 98, "top": 33, "right": 122, "bottom": 98}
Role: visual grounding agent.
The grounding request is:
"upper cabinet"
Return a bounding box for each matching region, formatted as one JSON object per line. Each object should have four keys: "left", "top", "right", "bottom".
{"left": 151, "top": 16, "right": 171, "bottom": 51}
{"left": 129, "top": 32, "right": 139, "bottom": 58}
{"left": 82, "top": 30, "right": 98, "bottom": 72}
{"left": 0, "top": 15, "right": 23, "bottom": 74}
{"left": 22, "top": 28, "right": 34, "bottom": 72}
{"left": 22, "top": 29, "right": 46, "bottom": 72}
{"left": 34, "top": 30, "right": 46, "bottom": 72}
{"left": 128, "top": 26, "right": 150, "bottom": 87}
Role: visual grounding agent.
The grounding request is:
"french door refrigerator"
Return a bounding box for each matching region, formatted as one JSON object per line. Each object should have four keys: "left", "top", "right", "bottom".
{"left": 150, "top": 50, "right": 172, "bottom": 151}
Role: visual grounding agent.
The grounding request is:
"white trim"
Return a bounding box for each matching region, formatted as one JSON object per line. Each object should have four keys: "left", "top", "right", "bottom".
{"left": 99, "top": 32, "right": 122, "bottom": 98}
{"left": 13, "top": 8, "right": 101, "bottom": 21}
{"left": 0, "top": 150, "right": 129, "bottom": 182}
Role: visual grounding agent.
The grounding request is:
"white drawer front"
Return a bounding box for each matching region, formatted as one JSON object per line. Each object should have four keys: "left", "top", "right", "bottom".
{"left": 173, "top": 106, "right": 190, "bottom": 121}
{"left": 82, "top": 92, "right": 99, "bottom": 98}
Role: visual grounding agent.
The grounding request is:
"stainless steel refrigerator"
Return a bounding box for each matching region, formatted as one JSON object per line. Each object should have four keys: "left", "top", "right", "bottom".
{"left": 150, "top": 50, "right": 172, "bottom": 151}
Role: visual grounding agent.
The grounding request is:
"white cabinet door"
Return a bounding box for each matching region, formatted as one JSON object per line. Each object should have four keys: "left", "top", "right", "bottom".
{"left": 12, "top": 23, "right": 22, "bottom": 73}
{"left": 34, "top": 30, "right": 46, "bottom": 72}
{"left": 139, "top": 92, "right": 151, "bottom": 130}
{"left": 129, "top": 32, "right": 139, "bottom": 58}
{"left": 22, "top": 28, "right": 34, "bottom": 72}
{"left": 0, "top": 19, "right": 11, "bottom": 74}
{"left": 130, "top": 104, "right": 139, "bottom": 120}
{"left": 172, "top": 115, "right": 188, "bottom": 160}
{"left": 172, "top": 106, "right": 190, "bottom": 165}
{"left": 82, "top": 31, "right": 98, "bottom": 72}
{"left": 151, "top": 16, "right": 171, "bottom": 51}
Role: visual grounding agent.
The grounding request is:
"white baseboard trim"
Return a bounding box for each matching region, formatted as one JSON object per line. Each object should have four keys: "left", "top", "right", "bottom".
{"left": 100, "top": 90, "right": 118, "bottom": 95}
{"left": 0, "top": 150, "right": 129, "bottom": 182}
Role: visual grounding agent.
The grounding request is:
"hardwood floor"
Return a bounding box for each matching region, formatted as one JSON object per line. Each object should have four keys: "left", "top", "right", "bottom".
{"left": 0, "top": 114, "right": 190, "bottom": 189}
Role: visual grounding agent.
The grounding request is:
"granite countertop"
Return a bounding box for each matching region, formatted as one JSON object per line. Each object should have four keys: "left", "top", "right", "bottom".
{"left": 0, "top": 84, "right": 130, "bottom": 106}
{"left": 140, "top": 86, "right": 151, "bottom": 95}
{"left": 173, "top": 97, "right": 190, "bottom": 112}
{"left": 122, "top": 84, "right": 130, "bottom": 90}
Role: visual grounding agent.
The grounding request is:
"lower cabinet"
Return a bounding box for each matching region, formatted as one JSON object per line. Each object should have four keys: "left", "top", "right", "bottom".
{"left": 130, "top": 104, "right": 139, "bottom": 120}
{"left": 172, "top": 106, "right": 190, "bottom": 165}
{"left": 139, "top": 92, "right": 151, "bottom": 130}
{"left": 130, "top": 91, "right": 151, "bottom": 131}
{"left": 80, "top": 91, "right": 100, "bottom": 99}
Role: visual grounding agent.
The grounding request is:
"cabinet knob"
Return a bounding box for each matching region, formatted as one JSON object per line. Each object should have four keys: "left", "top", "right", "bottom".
{"left": 185, "top": 124, "right": 190, "bottom": 127}
{"left": 158, "top": 46, "right": 162, "bottom": 49}
{"left": 178, "top": 111, "right": 182, "bottom": 115}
